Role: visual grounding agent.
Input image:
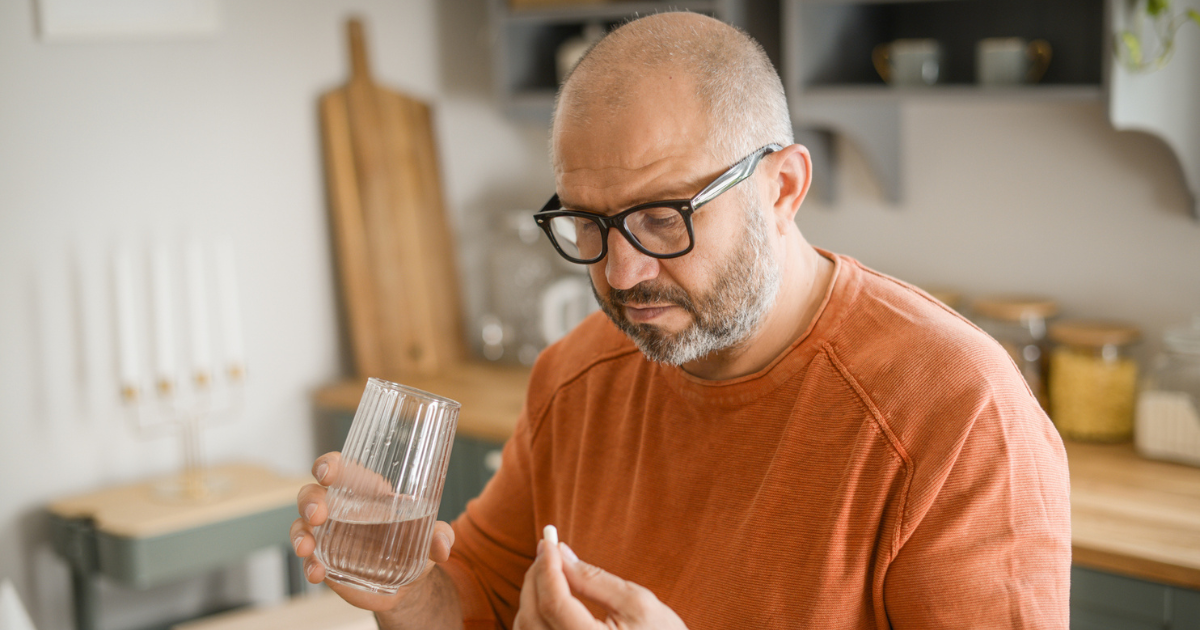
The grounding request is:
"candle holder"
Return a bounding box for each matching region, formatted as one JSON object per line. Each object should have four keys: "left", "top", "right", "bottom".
{"left": 114, "top": 237, "right": 247, "bottom": 503}
{"left": 122, "top": 364, "right": 246, "bottom": 502}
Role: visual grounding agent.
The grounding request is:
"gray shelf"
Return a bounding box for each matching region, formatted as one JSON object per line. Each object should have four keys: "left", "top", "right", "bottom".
{"left": 505, "top": 0, "right": 722, "bottom": 24}
{"left": 490, "top": 0, "right": 739, "bottom": 120}
{"left": 783, "top": 0, "right": 1106, "bottom": 203}
{"left": 801, "top": 84, "right": 1103, "bottom": 104}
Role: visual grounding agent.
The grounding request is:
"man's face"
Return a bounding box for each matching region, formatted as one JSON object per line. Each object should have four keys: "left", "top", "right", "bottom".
{"left": 554, "top": 72, "right": 781, "bottom": 365}
{"left": 593, "top": 184, "right": 781, "bottom": 365}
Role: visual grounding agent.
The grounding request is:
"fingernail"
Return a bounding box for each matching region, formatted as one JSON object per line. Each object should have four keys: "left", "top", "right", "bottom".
{"left": 536, "top": 539, "right": 545, "bottom": 557}
{"left": 304, "top": 562, "right": 315, "bottom": 577}
{"left": 437, "top": 533, "right": 451, "bottom": 550}
{"left": 560, "top": 542, "right": 579, "bottom": 564}
{"left": 293, "top": 536, "right": 303, "bottom": 552}
{"left": 304, "top": 504, "right": 317, "bottom": 520}
{"left": 315, "top": 462, "right": 328, "bottom": 482}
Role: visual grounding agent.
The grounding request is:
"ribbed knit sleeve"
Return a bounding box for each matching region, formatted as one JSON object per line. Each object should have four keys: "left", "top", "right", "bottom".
{"left": 444, "top": 409, "right": 538, "bottom": 628}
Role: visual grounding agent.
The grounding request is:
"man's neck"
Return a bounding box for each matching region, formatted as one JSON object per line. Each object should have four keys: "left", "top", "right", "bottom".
{"left": 681, "top": 238, "right": 833, "bottom": 381}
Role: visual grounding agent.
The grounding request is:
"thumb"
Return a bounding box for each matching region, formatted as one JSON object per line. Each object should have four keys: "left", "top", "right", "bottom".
{"left": 559, "top": 544, "right": 655, "bottom": 622}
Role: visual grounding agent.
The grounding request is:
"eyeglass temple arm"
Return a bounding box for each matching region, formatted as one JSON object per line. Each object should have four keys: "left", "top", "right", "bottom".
{"left": 539, "top": 194, "right": 561, "bottom": 213}
{"left": 690, "top": 144, "right": 784, "bottom": 210}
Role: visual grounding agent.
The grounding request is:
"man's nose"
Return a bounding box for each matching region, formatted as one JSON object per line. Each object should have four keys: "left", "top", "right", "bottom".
{"left": 604, "top": 229, "right": 660, "bottom": 291}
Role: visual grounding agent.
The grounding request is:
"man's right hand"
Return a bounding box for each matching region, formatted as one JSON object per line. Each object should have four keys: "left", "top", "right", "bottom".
{"left": 290, "top": 452, "right": 458, "bottom": 613}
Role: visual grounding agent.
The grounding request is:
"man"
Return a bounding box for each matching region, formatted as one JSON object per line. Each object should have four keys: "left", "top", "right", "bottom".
{"left": 292, "top": 12, "right": 1070, "bottom": 629}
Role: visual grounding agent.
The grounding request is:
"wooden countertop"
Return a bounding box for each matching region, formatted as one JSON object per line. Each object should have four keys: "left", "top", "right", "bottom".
{"left": 173, "top": 590, "right": 375, "bottom": 630}
{"left": 1068, "top": 441, "right": 1200, "bottom": 590}
{"left": 313, "top": 362, "right": 531, "bottom": 443}
{"left": 47, "top": 463, "right": 312, "bottom": 539}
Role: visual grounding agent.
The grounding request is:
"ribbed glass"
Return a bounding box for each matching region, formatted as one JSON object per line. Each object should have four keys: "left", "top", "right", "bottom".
{"left": 314, "top": 378, "right": 459, "bottom": 594}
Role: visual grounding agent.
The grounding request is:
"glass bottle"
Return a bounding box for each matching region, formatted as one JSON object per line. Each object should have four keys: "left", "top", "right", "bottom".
{"left": 481, "top": 210, "right": 556, "bottom": 365}
{"left": 971, "top": 296, "right": 1058, "bottom": 410}
{"left": 1048, "top": 320, "right": 1141, "bottom": 442}
{"left": 1136, "top": 316, "right": 1200, "bottom": 466}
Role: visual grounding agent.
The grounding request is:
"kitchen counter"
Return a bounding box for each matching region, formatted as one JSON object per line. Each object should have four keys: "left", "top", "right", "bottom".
{"left": 312, "top": 375, "right": 1200, "bottom": 592}
{"left": 1068, "top": 441, "right": 1200, "bottom": 590}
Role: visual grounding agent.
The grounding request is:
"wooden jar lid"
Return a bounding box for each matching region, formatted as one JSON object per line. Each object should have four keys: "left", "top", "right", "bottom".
{"left": 1049, "top": 319, "right": 1141, "bottom": 347}
{"left": 972, "top": 295, "right": 1059, "bottom": 322}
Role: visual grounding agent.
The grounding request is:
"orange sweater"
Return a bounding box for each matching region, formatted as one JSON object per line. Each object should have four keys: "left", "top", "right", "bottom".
{"left": 445, "top": 252, "right": 1071, "bottom": 629}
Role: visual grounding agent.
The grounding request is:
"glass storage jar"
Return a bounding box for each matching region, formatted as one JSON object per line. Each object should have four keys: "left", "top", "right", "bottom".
{"left": 971, "top": 296, "right": 1058, "bottom": 410}
{"left": 482, "top": 210, "right": 556, "bottom": 365}
{"left": 1048, "top": 320, "right": 1141, "bottom": 442}
{"left": 1136, "top": 316, "right": 1200, "bottom": 466}
{"left": 923, "top": 287, "right": 962, "bottom": 312}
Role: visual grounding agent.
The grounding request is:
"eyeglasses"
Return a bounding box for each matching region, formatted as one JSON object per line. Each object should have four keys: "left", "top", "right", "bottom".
{"left": 534, "top": 143, "right": 783, "bottom": 264}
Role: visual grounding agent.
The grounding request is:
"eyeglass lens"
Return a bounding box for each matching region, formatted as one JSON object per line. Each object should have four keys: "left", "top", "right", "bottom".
{"left": 548, "top": 206, "right": 690, "bottom": 261}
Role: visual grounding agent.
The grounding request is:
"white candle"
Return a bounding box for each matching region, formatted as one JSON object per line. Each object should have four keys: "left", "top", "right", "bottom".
{"left": 150, "top": 244, "right": 177, "bottom": 389}
{"left": 214, "top": 237, "right": 245, "bottom": 375}
{"left": 185, "top": 241, "right": 212, "bottom": 382}
{"left": 113, "top": 246, "right": 141, "bottom": 394}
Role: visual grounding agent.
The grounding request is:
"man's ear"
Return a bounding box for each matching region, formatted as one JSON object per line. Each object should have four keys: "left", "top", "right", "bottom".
{"left": 769, "top": 144, "right": 812, "bottom": 234}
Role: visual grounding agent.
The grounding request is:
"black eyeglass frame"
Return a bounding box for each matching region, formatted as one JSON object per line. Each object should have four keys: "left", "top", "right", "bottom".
{"left": 534, "top": 143, "right": 784, "bottom": 264}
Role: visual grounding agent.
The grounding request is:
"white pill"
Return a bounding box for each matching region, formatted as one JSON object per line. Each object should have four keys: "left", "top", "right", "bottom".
{"left": 543, "top": 524, "right": 558, "bottom": 546}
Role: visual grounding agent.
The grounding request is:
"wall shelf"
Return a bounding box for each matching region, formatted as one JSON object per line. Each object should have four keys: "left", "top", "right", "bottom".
{"left": 802, "top": 84, "right": 1103, "bottom": 104}
{"left": 783, "top": 0, "right": 1106, "bottom": 203}
{"left": 1106, "top": 0, "right": 1200, "bottom": 217}
{"left": 489, "top": 0, "right": 745, "bottom": 121}
{"left": 504, "top": 0, "right": 724, "bottom": 24}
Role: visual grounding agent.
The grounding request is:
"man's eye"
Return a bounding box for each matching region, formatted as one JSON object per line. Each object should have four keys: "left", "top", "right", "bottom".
{"left": 635, "top": 209, "right": 682, "bottom": 230}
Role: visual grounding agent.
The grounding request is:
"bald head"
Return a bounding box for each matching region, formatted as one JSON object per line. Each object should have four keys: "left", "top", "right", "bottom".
{"left": 552, "top": 12, "right": 793, "bottom": 170}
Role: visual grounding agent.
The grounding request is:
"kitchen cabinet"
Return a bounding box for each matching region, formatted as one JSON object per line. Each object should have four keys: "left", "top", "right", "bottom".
{"left": 47, "top": 465, "right": 309, "bottom": 630}
{"left": 1072, "top": 566, "right": 1200, "bottom": 629}
{"left": 1069, "top": 442, "right": 1200, "bottom": 628}
{"left": 782, "top": 0, "right": 1105, "bottom": 203}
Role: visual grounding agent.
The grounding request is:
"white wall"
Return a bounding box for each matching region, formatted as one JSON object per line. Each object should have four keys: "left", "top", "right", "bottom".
{"left": 802, "top": 98, "right": 1200, "bottom": 356}
{"left": 1, "top": 0, "right": 1197, "bottom": 628}
{"left": 0, "top": 1, "right": 551, "bottom": 628}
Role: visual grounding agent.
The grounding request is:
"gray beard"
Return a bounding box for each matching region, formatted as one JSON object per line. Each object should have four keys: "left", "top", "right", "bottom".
{"left": 594, "top": 194, "right": 782, "bottom": 366}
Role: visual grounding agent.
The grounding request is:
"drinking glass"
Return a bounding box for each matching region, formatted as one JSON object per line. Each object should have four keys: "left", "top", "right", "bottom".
{"left": 314, "top": 378, "right": 460, "bottom": 593}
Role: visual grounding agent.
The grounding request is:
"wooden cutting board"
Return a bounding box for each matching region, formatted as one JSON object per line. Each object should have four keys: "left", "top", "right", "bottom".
{"left": 320, "top": 18, "right": 464, "bottom": 378}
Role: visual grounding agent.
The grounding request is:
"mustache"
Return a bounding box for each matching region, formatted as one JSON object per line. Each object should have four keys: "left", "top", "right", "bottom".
{"left": 608, "top": 282, "right": 698, "bottom": 317}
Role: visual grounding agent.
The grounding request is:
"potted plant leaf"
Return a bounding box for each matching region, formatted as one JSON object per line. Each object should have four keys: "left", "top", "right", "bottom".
{"left": 1116, "top": 0, "right": 1200, "bottom": 72}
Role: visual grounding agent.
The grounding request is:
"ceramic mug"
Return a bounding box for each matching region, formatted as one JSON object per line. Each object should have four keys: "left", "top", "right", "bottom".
{"left": 540, "top": 275, "right": 598, "bottom": 345}
{"left": 976, "top": 38, "right": 1052, "bottom": 86}
{"left": 873, "top": 39, "right": 942, "bottom": 87}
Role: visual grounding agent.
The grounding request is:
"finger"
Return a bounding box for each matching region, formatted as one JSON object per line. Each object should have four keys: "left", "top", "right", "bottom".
{"left": 535, "top": 540, "right": 599, "bottom": 629}
{"left": 296, "top": 483, "right": 329, "bottom": 526}
{"left": 312, "top": 452, "right": 342, "bottom": 487}
{"left": 289, "top": 518, "right": 316, "bottom": 558}
{"left": 304, "top": 555, "right": 326, "bottom": 584}
{"left": 429, "top": 521, "right": 455, "bottom": 563}
{"left": 516, "top": 545, "right": 549, "bottom": 630}
{"left": 560, "top": 544, "right": 655, "bottom": 622}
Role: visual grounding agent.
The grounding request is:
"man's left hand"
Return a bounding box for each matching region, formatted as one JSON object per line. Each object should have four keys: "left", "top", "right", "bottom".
{"left": 514, "top": 538, "right": 688, "bottom": 630}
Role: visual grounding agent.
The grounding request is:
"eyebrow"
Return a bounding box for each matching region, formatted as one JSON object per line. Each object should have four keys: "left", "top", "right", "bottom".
{"left": 558, "top": 180, "right": 709, "bottom": 215}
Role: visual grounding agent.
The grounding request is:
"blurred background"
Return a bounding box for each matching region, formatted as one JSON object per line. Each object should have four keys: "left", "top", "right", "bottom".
{"left": 1, "top": 0, "right": 1198, "bottom": 628}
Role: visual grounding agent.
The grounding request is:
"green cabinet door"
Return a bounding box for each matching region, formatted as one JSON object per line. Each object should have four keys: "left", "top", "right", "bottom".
{"left": 1071, "top": 565, "right": 1200, "bottom": 629}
